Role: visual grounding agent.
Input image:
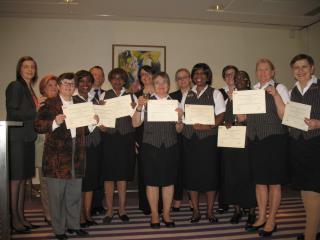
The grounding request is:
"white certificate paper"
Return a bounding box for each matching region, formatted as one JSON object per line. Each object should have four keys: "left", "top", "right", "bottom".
{"left": 217, "top": 126, "right": 247, "bottom": 148}
{"left": 147, "top": 100, "right": 179, "bottom": 122}
{"left": 105, "top": 95, "right": 134, "bottom": 118}
{"left": 93, "top": 105, "right": 116, "bottom": 128}
{"left": 233, "top": 89, "right": 266, "bottom": 114}
{"left": 184, "top": 104, "right": 215, "bottom": 125}
{"left": 282, "top": 101, "right": 311, "bottom": 131}
{"left": 62, "top": 102, "right": 96, "bottom": 129}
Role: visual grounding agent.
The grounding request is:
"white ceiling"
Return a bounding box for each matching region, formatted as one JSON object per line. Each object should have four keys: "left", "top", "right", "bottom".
{"left": 0, "top": 0, "right": 319, "bottom": 29}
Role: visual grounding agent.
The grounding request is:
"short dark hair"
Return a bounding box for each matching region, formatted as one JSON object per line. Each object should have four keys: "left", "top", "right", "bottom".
{"left": 222, "top": 65, "right": 238, "bottom": 79}
{"left": 138, "top": 65, "right": 155, "bottom": 87}
{"left": 290, "top": 54, "right": 314, "bottom": 67}
{"left": 89, "top": 65, "right": 105, "bottom": 76}
{"left": 108, "top": 68, "right": 128, "bottom": 84}
{"left": 235, "top": 70, "right": 251, "bottom": 90}
{"left": 57, "top": 72, "right": 75, "bottom": 85}
{"left": 75, "top": 70, "right": 94, "bottom": 87}
{"left": 39, "top": 74, "right": 58, "bottom": 95}
{"left": 16, "top": 56, "right": 38, "bottom": 84}
{"left": 191, "top": 63, "right": 213, "bottom": 85}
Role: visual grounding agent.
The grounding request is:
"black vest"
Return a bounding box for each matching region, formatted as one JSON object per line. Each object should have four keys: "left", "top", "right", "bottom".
{"left": 290, "top": 79, "right": 320, "bottom": 140}
{"left": 104, "top": 89, "right": 134, "bottom": 135}
{"left": 182, "top": 86, "right": 217, "bottom": 139}
{"left": 246, "top": 84, "right": 288, "bottom": 140}
{"left": 143, "top": 95, "right": 177, "bottom": 148}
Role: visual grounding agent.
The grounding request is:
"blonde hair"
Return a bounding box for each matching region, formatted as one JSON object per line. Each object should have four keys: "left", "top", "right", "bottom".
{"left": 256, "top": 58, "right": 275, "bottom": 71}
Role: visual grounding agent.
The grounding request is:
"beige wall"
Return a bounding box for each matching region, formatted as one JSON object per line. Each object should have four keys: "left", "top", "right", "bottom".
{"left": 1, "top": 17, "right": 318, "bottom": 119}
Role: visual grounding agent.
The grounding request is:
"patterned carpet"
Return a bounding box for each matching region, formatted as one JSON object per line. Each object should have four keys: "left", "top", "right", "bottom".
{"left": 12, "top": 197, "right": 305, "bottom": 240}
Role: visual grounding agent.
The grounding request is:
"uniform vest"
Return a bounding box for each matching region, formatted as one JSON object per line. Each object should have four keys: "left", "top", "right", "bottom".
{"left": 290, "top": 79, "right": 320, "bottom": 140}
{"left": 182, "top": 86, "right": 217, "bottom": 139}
{"left": 143, "top": 95, "right": 177, "bottom": 148}
{"left": 104, "top": 90, "right": 134, "bottom": 135}
{"left": 246, "top": 83, "right": 288, "bottom": 140}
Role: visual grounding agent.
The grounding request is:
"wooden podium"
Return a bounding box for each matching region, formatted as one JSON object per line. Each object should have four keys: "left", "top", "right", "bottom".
{"left": 0, "top": 121, "right": 22, "bottom": 240}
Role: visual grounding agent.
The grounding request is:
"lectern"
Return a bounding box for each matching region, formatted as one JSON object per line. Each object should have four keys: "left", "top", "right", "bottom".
{"left": 0, "top": 121, "right": 22, "bottom": 240}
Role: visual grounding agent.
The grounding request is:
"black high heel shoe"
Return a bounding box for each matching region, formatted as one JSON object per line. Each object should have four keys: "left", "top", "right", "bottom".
{"left": 117, "top": 210, "right": 129, "bottom": 222}
{"left": 190, "top": 213, "right": 201, "bottom": 223}
{"left": 230, "top": 212, "right": 242, "bottom": 224}
{"left": 245, "top": 222, "right": 266, "bottom": 232}
{"left": 259, "top": 225, "right": 277, "bottom": 237}
{"left": 150, "top": 222, "right": 161, "bottom": 229}
{"left": 11, "top": 226, "right": 31, "bottom": 234}
{"left": 162, "top": 217, "right": 175, "bottom": 228}
{"left": 24, "top": 223, "right": 40, "bottom": 230}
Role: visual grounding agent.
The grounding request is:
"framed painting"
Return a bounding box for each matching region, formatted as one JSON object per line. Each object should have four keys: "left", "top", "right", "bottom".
{"left": 112, "top": 44, "right": 166, "bottom": 92}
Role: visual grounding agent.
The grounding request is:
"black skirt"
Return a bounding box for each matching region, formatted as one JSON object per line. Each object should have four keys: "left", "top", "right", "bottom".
{"left": 9, "top": 141, "right": 35, "bottom": 180}
{"left": 183, "top": 134, "right": 219, "bottom": 192}
{"left": 101, "top": 132, "right": 135, "bottom": 181}
{"left": 248, "top": 134, "right": 289, "bottom": 185}
{"left": 221, "top": 147, "right": 256, "bottom": 208}
{"left": 290, "top": 135, "right": 320, "bottom": 193}
{"left": 82, "top": 144, "right": 102, "bottom": 192}
{"left": 142, "top": 143, "right": 179, "bottom": 187}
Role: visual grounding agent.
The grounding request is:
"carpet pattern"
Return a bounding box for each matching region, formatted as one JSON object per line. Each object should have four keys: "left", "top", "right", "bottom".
{"left": 12, "top": 197, "right": 305, "bottom": 240}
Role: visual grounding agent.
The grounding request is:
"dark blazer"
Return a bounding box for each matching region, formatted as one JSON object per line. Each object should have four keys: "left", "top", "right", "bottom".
{"left": 169, "top": 90, "right": 183, "bottom": 103}
{"left": 6, "top": 80, "right": 37, "bottom": 141}
{"left": 34, "top": 96, "right": 88, "bottom": 179}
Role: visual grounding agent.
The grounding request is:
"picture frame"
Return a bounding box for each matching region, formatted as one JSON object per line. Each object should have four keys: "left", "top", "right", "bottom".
{"left": 112, "top": 44, "right": 166, "bottom": 92}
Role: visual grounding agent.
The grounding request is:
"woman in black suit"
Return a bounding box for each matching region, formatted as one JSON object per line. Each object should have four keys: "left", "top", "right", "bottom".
{"left": 6, "top": 56, "right": 39, "bottom": 233}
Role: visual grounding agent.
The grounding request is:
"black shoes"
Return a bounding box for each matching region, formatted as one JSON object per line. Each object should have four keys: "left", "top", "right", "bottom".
{"left": 67, "top": 228, "right": 89, "bottom": 237}
{"left": 11, "top": 226, "right": 31, "bottom": 234}
{"left": 207, "top": 215, "right": 219, "bottom": 224}
{"left": 162, "top": 217, "right": 175, "bottom": 228}
{"left": 55, "top": 234, "right": 68, "bottom": 240}
{"left": 24, "top": 224, "right": 40, "bottom": 230}
{"left": 172, "top": 207, "right": 180, "bottom": 212}
{"left": 230, "top": 212, "right": 242, "bottom": 224}
{"left": 245, "top": 222, "right": 266, "bottom": 232}
{"left": 190, "top": 213, "right": 201, "bottom": 223}
{"left": 259, "top": 225, "right": 277, "bottom": 237}
{"left": 117, "top": 210, "right": 130, "bottom": 222}
{"left": 102, "top": 215, "right": 113, "bottom": 224}
{"left": 216, "top": 207, "right": 229, "bottom": 214}
{"left": 246, "top": 213, "right": 256, "bottom": 225}
{"left": 150, "top": 222, "right": 161, "bottom": 229}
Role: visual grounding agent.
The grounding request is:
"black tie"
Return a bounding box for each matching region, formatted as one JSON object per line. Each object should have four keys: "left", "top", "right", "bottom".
{"left": 94, "top": 89, "right": 99, "bottom": 102}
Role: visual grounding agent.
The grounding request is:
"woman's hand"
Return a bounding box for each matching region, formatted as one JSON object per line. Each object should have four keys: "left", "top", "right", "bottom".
{"left": 137, "top": 96, "right": 148, "bottom": 110}
{"left": 55, "top": 114, "right": 66, "bottom": 125}
{"left": 39, "top": 96, "right": 47, "bottom": 105}
{"left": 93, "top": 114, "right": 99, "bottom": 125}
{"left": 193, "top": 124, "right": 213, "bottom": 131}
{"left": 131, "top": 101, "right": 137, "bottom": 109}
{"left": 225, "top": 123, "right": 232, "bottom": 129}
{"left": 266, "top": 85, "right": 279, "bottom": 97}
{"left": 305, "top": 118, "right": 320, "bottom": 130}
{"left": 175, "top": 108, "right": 184, "bottom": 122}
{"left": 99, "top": 100, "right": 106, "bottom": 105}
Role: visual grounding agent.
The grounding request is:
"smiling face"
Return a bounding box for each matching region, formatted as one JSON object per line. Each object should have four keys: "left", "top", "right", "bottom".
{"left": 78, "top": 76, "right": 92, "bottom": 96}
{"left": 20, "top": 60, "right": 36, "bottom": 83}
{"left": 44, "top": 79, "right": 58, "bottom": 98}
{"left": 140, "top": 69, "right": 153, "bottom": 86}
{"left": 154, "top": 76, "right": 169, "bottom": 96}
{"left": 91, "top": 68, "right": 105, "bottom": 88}
{"left": 256, "top": 61, "right": 275, "bottom": 84}
{"left": 224, "top": 68, "right": 236, "bottom": 87}
{"left": 110, "top": 73, "right": 125, "bottom": 91}
{"left": 292, "top": 59, "right": 314, "bottom": 83}
{"left": 193, "top": 68, "right": 208, "bottom": 87}
{"left": 58, "top": 79, "right": 76, "bottom": 99}
{"left": 235, "top": 72, "right": 250, "bottom": 91}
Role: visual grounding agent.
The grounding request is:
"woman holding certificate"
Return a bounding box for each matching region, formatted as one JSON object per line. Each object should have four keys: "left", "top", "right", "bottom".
{"left": 132, "top": 72, "right": 183, "bottom": 228}
{"left": 73, "top": 70, "right": 101, "bottom": 227}
{"left": 181, "top": 63, "right": 226, "bottom": 224}
{"left": 246, "top": 59, "right": 290, "bottom": 237}
{"left": 289, "top": 54, "right": 320, "bottom": 240}
{"left": 221, "top": 70, "right": 256, "bottom": 225}
{"left": 101, "top": 68, "right": 136, "bottom": 223}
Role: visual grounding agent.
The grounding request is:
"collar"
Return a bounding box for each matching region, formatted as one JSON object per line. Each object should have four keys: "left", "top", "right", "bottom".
{"left": 254, "top": 79, "right": 275, "bottom": 90}
{"left": 112, "top": 87, "right": 126, "bottom": 96}
{"left": 151, "top": 93, "right": 171, "bottom": 100}
{"left": 294, "top": 75, "right": 318, "bottom": 95}
{"left": 59, "top": 94, "right": 73, "bottom": 105}
{"left": 191, "top": 84, "right": 209, "bottom": 98}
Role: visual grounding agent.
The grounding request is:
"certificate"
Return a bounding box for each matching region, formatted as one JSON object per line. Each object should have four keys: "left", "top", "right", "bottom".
{"left": 217, "top": 126, "right": 247, "bottom": 148}
{"left": 282, "top": 101, "right": 311, "bottom": 131}
{"left": 184, "top": 104, "right": 215, "bottom": 125}
{"left": 93, "top": 105, "right": 116, "bottom": 128}
{"left": 105, "top": 95, "right": 134, "bottom": 118}
{"left": 62, "top": 102, "right": 96, "bottom": 129}
{"left": 147, "top": 100, "right": 179, "bottom": 122}
{"left": 233, "top": 89, "right": 266, "bottom": 114}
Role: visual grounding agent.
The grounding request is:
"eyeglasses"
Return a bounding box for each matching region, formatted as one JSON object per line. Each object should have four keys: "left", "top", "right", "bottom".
{"left": 176, "top": 76, "right": 190, "bottom": 81}
{"left": 61, "top": 81, "right": 75, "bottom": 87}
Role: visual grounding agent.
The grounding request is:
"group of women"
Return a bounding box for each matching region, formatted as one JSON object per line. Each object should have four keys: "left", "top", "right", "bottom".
{"left": 5, "top": 53, "right": 320, "bottom": 240}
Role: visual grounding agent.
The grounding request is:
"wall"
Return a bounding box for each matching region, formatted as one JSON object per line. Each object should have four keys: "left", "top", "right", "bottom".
{"left": 0, "top": 17, "right": 313, "bottom": 119}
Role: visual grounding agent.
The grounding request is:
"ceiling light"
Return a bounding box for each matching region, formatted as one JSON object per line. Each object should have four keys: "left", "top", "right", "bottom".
{"left": 207, "top": 4, "right": 224, "bottom": 12}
